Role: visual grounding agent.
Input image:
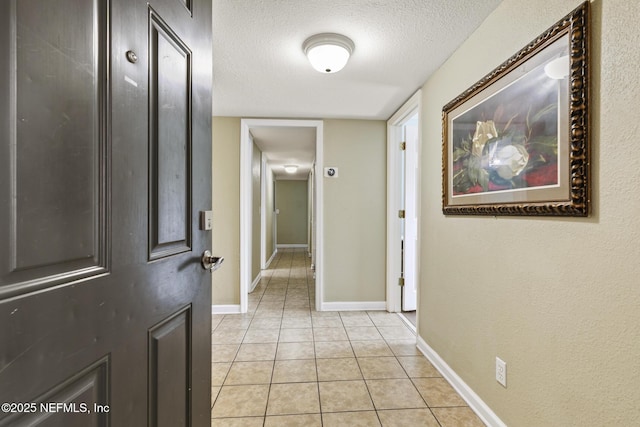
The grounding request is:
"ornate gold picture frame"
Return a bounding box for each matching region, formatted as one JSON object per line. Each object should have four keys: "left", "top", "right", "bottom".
{"left": 442, "top": 2, "right": 589, "bottom": 216}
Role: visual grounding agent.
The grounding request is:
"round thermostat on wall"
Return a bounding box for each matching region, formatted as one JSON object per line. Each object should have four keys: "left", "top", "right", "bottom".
{"left": 324, "top": 167, "right": 338, "bottom": 178}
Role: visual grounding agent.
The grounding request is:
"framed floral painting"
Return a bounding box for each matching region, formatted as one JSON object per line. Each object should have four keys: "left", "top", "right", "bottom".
{"left": 442, "top": 2, "right": 589, "bottom": 216}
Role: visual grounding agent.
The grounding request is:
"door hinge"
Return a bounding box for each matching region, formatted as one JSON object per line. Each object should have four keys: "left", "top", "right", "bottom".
{"left": 400, "top": 142, "right": 406, "bottom": 151}
{"left": 398, "top": 209, "right": 405, "bottom": 219}
{"left": 398, "top": 277, "right": 405, "bottom": 287}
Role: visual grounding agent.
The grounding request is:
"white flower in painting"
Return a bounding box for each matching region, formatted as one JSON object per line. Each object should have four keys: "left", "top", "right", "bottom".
{"left": 487, "top": 143, "right": 529, "bottom": 180}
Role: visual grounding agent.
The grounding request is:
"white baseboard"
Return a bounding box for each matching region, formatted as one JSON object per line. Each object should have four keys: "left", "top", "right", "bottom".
{"left": 398, "top": 313, "right": 417, "bottom": 334}
{"left": 249, "top": 273, "right": 261, "bottom": 293}
{"left": 263, "top": 250, "right": 277, "bottom": 269}
{"left": 211, "top": 305, "right": 241, "bottom": 314}
{"left": 276, "top": 244, "right": 308, "bottom": 248}
{"left": 416, "top": 336, "right": 507, "bottom": 427}
{"left": 320, "top": 301, "right": 386, "bottom": 311}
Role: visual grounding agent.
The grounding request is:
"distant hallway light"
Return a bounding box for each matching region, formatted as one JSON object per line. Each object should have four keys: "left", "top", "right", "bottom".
{"left": 302, "top": 33, "right": 354, "bottom": 73}
{"left": 284, "top": 165, "right": 298, "bottom": 174}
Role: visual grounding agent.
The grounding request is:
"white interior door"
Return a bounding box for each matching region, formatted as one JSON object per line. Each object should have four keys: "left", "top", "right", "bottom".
{"left": 402, "top": 114, "right": 419, "bottom": 311}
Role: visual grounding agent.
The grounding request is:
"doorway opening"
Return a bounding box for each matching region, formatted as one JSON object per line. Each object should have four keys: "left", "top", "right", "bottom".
{"left": 386, "top": 91, "right": 421, "bottom": 331}
{"left": 240, "top": 119, "right": 324, "bottom": 313}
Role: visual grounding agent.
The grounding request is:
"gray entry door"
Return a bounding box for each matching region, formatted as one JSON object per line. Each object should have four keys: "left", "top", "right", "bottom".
{"left": 0, "top": 0, "right": 212, "bottom": 425}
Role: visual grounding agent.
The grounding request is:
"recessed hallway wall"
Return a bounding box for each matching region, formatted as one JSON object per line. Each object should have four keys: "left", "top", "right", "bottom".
{"left": 275, "top": 180, "right": 308, "bottom": 246}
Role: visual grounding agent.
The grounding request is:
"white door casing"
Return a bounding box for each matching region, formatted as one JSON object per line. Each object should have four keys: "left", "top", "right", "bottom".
{"left": 240, "top": 119, "right": 324, "bottom": 312}
{"left": 386, "top": 90, "right": 422, "bottom": 315}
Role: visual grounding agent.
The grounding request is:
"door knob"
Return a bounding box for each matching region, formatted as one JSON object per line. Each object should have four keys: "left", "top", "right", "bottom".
{"left": 201, "top": 250, "right": 224, "bottom": 272}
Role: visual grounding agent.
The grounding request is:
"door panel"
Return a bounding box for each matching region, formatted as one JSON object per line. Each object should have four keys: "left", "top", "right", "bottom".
{"left": 14, "top": 0, "right": 100, "bottom": 269}
{"left": 148, "top": 306, "right": 191, "bottom": 427}
{"left": 149, "top": 9, "right": 192, "bottom": 260}
{"left": 0, "top": 0, "right": 212, "bottom": 425}
{"left": 0, "top": 0, "right": 108, "bottom": 300}
{"left": 1, "top": 357, "right": 110, "bottom": 427}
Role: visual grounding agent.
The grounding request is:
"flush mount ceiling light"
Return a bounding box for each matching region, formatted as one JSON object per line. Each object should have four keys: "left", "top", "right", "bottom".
{"left": 302, "top": 33, "right": 355, "bottom": 73}
{"left": 284, "top": 165, "right": 298, "bottom": 174}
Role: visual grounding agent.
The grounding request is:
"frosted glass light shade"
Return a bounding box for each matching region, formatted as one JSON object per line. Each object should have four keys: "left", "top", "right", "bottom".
{"left": 303, "top": 33, "right": 354, "bottom": 73}
{"left": 284, "top": 165, "right": 298, "bottom": 174}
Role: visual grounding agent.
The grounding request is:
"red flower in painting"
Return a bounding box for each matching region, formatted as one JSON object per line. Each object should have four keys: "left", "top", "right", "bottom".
{"left": 524, "top": 163, "right": 558, "bottom": 187}
{"left": 488, "top": 180, "right": 510, "bottom": 191}
{"left": 467, "top": 184, "right": 483, "bottom": 193}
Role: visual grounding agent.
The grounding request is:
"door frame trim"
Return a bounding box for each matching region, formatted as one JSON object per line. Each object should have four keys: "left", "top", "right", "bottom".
{"left": 240, "top": 119, "right": 324, "bottom": 313}
{"left": 260, "top": 153, "right": 268, "bottom": 269}
{"left": 386, "top": 90, "right": 422, "bottom": 314}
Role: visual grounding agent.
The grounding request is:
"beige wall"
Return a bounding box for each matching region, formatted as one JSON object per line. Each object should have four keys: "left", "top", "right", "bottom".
{"left": 418, "top": 1, "right": 640, "bottom": 425}
{"left": 211, "top": 118, "right": 387, "bottom": 306}
{"left": 211, "top": 117, "right": 240, "bottom": 305}
{"left": 323, "top": 119, "right": 386, "bottom": 302}
{"left": 275, "top": 180, "right": 308, "bottom": 245}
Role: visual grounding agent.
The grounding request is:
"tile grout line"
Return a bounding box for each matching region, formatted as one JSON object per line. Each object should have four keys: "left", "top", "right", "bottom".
{"left": 263, "top": 249, "right": 290, "bottom": 420}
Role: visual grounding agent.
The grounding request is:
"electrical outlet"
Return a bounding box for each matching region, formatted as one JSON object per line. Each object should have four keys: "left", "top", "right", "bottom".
{"left": 496, "top": 357, "right": 507, "bottom": 387}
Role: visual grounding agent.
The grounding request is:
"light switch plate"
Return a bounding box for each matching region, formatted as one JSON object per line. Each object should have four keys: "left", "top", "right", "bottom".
{"left": 496, "top": 357, "right": 507, "bottom": 387}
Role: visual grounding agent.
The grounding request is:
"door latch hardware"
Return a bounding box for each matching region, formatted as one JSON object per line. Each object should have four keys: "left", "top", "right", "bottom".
{"left": 201, "top": 250, "right": 224, "bottom": 272}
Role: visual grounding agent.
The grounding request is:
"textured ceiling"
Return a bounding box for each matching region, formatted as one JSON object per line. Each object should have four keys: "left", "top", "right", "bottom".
{"left": 212, "top": 0, "right": 502, "bottom": 120}
{"left": 213, "top": 0, "right": 503, "bottom": 179}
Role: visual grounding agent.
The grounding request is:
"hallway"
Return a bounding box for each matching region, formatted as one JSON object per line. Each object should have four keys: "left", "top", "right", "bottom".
{"left": 211, "top": 249, "right": 485, "bottom": 426}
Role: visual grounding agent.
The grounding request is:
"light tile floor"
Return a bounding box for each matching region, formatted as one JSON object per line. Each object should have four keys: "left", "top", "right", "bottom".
{"left": 211, "top": 249, "right": 485, "bottom": 427}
